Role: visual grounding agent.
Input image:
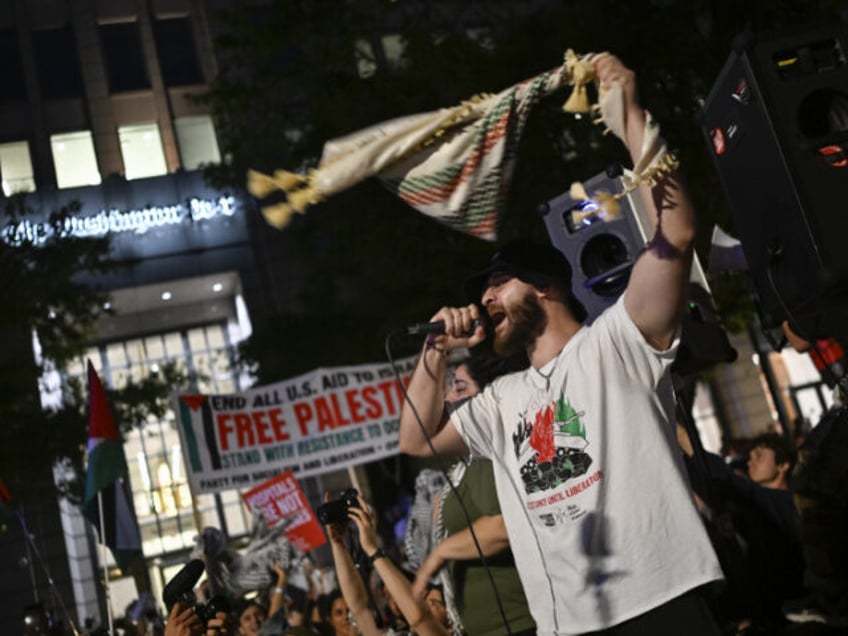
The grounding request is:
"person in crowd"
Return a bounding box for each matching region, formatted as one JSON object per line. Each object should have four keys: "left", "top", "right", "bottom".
{"left": 281, "top": 585, "right": 316, "bottom": 635}
{"left": 421, "top": 584, "right": 452, "bottom": 635}
{"left": 311, "top": 594, "right": 336, "bottom": 636}
{"left": 326, "top": 493, "right": 447, "bottom": 636}
{"left": 164, "top": 600, "right": 231, "bottom": 636}
{"left": 746, "top": 432, "right": 796, "bottom": 492}
{"left": 254, "top": 560, "right": 298, "bottom": 636}
{"left": 318, "top": 590, "right": 357, "bottom": 636}
{"left": 398, "top": 52, "right": 724, "bottom": 635}
{"left": 412, "top": 351, "right": 535, "bottom": 636}
{"left": 237, "top": 601, "right": 268, "bottom": 636}
{"left": 223, "top": 565, "right": 286, "bottom": 636}
{"left": 779, "top": 321, "right": 848, "bottom": 629}
{"left": 678, "top": 425, "right": 804, "bottom": 634}
{"left": 123, "top": 593, "right": 165, "bottom": 636}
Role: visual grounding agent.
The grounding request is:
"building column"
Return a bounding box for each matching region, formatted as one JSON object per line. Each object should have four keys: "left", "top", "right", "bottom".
{"left": 70, "top": 0, "right": 124, "bottom": 178}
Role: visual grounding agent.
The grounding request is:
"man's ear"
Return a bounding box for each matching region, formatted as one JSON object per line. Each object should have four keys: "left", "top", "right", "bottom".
{"left": 777, "top": 461, "right": 791, "bottom": 479}
{"left": 534, "top": 283, "right": 554, "bottom": 300}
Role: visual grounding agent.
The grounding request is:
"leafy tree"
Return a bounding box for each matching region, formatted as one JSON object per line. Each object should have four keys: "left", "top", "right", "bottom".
{"left": 0, "top": 196, "right": 113, "bottom": 500}
{"left": 194, "top": 0, "right": 848, "bottom": 545}
{"left": 202, "top": 0, "right": 846, "bottom": 380}
{"left": 0, "top": 196, "right": 193, "bottom": 503}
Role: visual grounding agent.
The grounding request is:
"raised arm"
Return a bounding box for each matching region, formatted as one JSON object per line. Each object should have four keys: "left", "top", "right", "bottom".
{"left": 325, "top": 507, "right": 382, "bottom": 636}
{"left": 350, "top": 497, "right": 448, "bottom": 636}
{"left": 595, "top": 53, "right": 696, "bottom": 350}
{"left": 399, "top": 305, "right": 485, "bottom": 457}
{"left": 411, "top": 514, "right": 510, "bottom": 601}
{"left": 164, "top": 602, "right": 204, "bottom": 636}
{"left": 267, "top": 560, "right": 289, "bottom": 620}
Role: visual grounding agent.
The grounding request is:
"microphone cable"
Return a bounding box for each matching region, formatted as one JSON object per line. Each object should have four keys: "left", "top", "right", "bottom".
{"left": 384, "top": 328, "right": 514, "bottom": 636}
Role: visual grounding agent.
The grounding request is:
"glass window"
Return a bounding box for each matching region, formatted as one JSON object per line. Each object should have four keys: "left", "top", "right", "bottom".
{"left": 466, "top": 27, "right": 495, "bottom": 52}
{"left": 220, "top": 489, "right": 249, "bottom": 536}
{"left": 206, "top": 326, "right": 225, "bottom": 348}
{"left": 0, "top": 141, "right": 36, "bottom": 195}
{"left": 187, "top": 327, "right": 207, "bottom": 352}
{"left": 193, "top": 353, "right": 211, "bottom": 380}
{"left": 126, "top": 340, "right": 144, "bottom": 363}
{"left": 197, "top": 493, "right": 220, "bottom": 530}
{"left": 216, "top": 377, "right": 236, "bottom": 394}
{"left": 173, "top": 116, "right": 221, "bottom": 170}
{"left": 153, "top": 17, "right": 203, "bottom": 87}
{"left": 50, "top": 130, "right": 101, "bottom": 188}
{"left": 381, "top": 34, "right": 407, "bottom": 69}
{"left": 0, "top": 30, "right": 27, "bottom": 100}
{"left": 98, "top": 22, "right": 149, "bottom": 93}
{"left": 118, "top": 123, "right": 168, "bottom": 180}
{"left": 144, "top": 336, "right": 165, "bottom": 360}
{"left": 781, "top": 347, "right": 822, "bottom": 385}
{"left": 65, "top": 356, "right": 85, "bottom": 378}
{"left": 106, "top": 342, "right": 127, "bottom": 367}
{"left": 164, "top": 333, "right": 183, "bottom": 358}
{"left": 355, "top": 39, "right": 377, "bottom": 78}
{"left": 32, "top": 26, "right": 84, "bottom": 99}
{"left": 793, "top": 385, "right": 830, "bottom": 430}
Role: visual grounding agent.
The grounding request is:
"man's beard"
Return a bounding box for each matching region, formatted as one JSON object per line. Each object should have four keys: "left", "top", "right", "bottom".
{"left": 493, "top": 289, "right": 547, "bottom": 356}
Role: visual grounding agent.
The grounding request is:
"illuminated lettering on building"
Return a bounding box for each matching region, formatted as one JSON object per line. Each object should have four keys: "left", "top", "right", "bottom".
{"left": 1, "top": 195, "right": 237, "bottom": 246}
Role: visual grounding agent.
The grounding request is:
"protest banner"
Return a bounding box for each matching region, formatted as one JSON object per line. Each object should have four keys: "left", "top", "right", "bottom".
{"left": 174, "top": 356, "right": 416, "bottom": 495}
{"left": 242, "top": 471, "right": 326, "bottom": 553}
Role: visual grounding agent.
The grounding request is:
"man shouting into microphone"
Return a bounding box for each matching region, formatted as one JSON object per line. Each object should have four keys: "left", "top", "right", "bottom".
{"left": 398, "top": 53, "right": 723, "bottom": 635}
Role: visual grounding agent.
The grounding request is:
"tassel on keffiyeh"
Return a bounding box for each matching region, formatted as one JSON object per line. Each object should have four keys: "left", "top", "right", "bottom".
{"left": 586, "top": 80, "right": 681, "bottom": 212}
{"left": 249, "top": 49, "right": 678, "bottom": 240}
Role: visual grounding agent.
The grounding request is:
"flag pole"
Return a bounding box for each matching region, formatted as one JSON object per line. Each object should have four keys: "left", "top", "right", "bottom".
{"left": 96, "top": 489, "right": 114, "bottom": 636}
{"left": 15, "top": 509, "right": 82, "bottom": 636}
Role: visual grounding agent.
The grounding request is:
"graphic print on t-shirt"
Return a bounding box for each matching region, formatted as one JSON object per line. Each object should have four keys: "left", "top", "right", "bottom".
{"left": 513, "top": 393, "right": 593, "bottom": 494}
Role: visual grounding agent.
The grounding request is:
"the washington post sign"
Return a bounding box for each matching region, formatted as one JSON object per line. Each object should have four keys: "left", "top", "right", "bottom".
{"left": 175, "top": 357, "right": 416, "bottom": 495}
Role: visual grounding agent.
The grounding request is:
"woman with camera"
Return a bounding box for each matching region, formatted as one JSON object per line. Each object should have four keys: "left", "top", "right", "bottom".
{"left": 326, "top": 493, "right": 447, "bottom": 636}
{"left": 164, "top": 601, "right": 231, "bottom": 636}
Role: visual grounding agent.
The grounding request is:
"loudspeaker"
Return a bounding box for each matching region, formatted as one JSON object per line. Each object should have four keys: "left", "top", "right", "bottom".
{"left": 541, "top": 170, "right": 735, "bottom": 373}
{"left": 699, "top": 25, "right": 848, "bottom": 336}
{"left": 540, "top": 169, "right": 650, "bottom": 324}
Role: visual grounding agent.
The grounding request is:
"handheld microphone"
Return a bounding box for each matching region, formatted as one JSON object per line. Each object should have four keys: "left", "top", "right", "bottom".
{"left": 163, "top": 559, "right": 205, "bottom": 610}
{"left": 405, "top": 318, "right": 483, "bottom": 336}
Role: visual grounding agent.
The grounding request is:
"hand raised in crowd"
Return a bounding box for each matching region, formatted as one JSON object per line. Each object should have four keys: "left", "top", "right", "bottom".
{"left": 269, "top": 559, "right": 291, "bottom": 621}
{"left": 301, "top": 556, "right": 316, "bottom": 594}
{"left": 164, "top": 602, "right": 204, "bottom": 636}
{"left": 272, "top": 559, "right": 289, "bottom": 589}
{"left": 204, "top": 610, "right": 232, "bottom": 636}
{"left": 346, "top": 495, "right": 380, "bottom": 555}
{"left": 323, "top": 491, "right": 350, "bottom": 546}
{"left": 301, "top": 556, "right": 314, "bottom": 579}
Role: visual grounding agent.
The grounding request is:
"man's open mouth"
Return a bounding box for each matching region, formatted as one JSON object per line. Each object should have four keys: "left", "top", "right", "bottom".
{"left": 489, "top": 310, "right": 506, "bottom": 329}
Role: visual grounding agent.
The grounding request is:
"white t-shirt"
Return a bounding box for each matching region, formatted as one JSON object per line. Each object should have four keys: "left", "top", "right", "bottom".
{"left": 451, "top": 296, "right": 723, "bottom": 635}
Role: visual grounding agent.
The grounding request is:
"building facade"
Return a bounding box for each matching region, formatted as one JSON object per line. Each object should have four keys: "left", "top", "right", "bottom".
{"left": 0, "top": 1, "right": 296, "bottom": 633}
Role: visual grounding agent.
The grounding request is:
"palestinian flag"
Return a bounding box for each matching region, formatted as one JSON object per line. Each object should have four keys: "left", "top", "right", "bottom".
{"left": 83, "top": 361, "right": 142, "bottom": 574}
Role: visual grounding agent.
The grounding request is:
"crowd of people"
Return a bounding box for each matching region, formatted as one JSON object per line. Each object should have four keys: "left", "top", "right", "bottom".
{"left": 81, "top": 397, "right": 844, "bottom": 636}
{"left": 62, "top": 51, "right": 848, "bottom": 636}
